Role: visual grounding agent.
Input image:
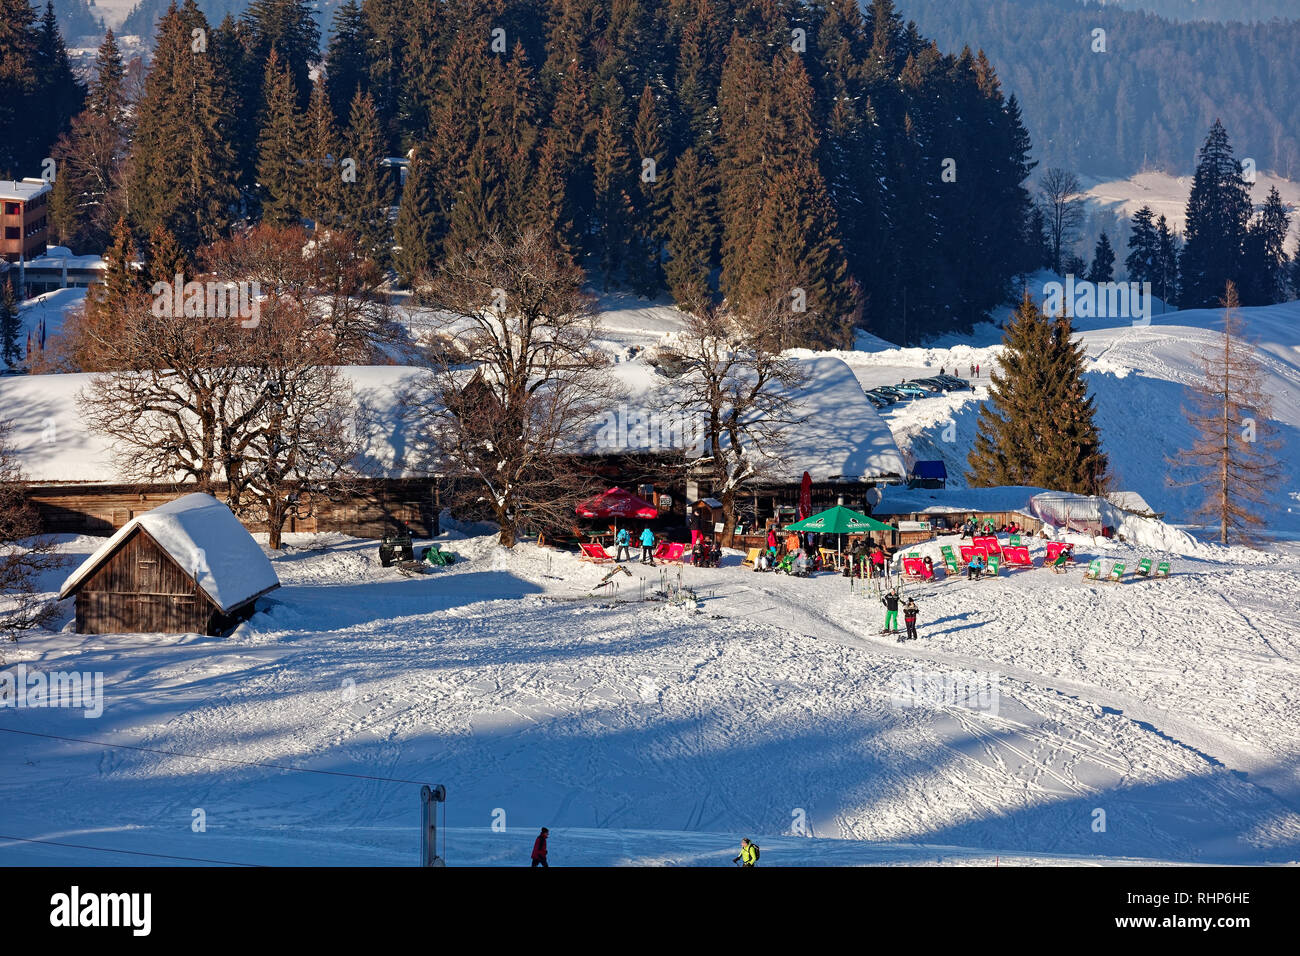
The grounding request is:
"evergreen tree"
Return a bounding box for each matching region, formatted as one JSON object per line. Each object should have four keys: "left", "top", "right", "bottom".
{"left": 302, "top": 74, "right": 343, "bottom": 230}
{"left": 212, "top": 14, "right": 260, "bottom": 191}
{"left": 1154, "top": 214, "right": 1180, "bottom": 306}
{"left": 146, "top": 223, "right": 189, "bottom": 286}
{"left": 968, "top": 290, "right": 1106, "bottom": 493}
{"left": 130, "top": 1, "right": 240, "bottom": 251}
{"left": 256, "top": 49, "right": 305, "bottom": 226}
{"left": 393, "top": 143, "right": 439, "bottom": 286}
{"left": 86, "top": 28, "right": 127, "bottom": 124}
{"left": 325, "top": 0, "right": 368, "bottom": 127}
{"left": 338, "top": 88, "right": 394, "bottom": 264}
{"left": 1179, "top": 120, "right": 1252, "bottom": 308}
{"left": 30, "top": 1, "right": 85, "bottom": 172}
{"left": 591, "top": 99, "right": 635, "bottom": 282}
{"left": 1240, "top": 186, "right": 1290, "bottom": 306}
{"left": 628, "top": 83, "right": 669, "bottom": 296}
{"left": 0, "top": 278, "right": 20, "bottom": 367}
{"left": 241, "top": 0, "right": 320, "bottom": 108}
{"left": 1125, "top": 206, "right": 1157, "bottom": 284}
{"left": 0, "top": 0, "right": 39, "bottom": 175}
{"left": 1086, "top": 232, "right": 1115, "bottom": 283}
{"left": 663, "top": 147, "right": 716, "bottom": 316}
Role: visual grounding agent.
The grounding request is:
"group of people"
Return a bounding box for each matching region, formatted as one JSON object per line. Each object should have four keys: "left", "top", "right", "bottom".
{"left": 881, "top": 588, "right": 921, "bottom": 641}
{"left": 754, "top": 527, "right": 813, "bottom": 575}
{"left": 957, "top": 517, "right": 1021, "bottom": 539}
{"left": 613, "top": 522, "right": 720, "bottom": 568}
{"left": 615, "top": 526, "right": 660, "bottom": 565}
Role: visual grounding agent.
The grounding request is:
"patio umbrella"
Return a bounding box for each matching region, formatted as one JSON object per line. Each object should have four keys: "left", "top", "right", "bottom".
{"left": 785, "top": 505, "right": 893, "bottom": 560}
{"left": 575, "top": 487, "right": 658, "bottom": 521}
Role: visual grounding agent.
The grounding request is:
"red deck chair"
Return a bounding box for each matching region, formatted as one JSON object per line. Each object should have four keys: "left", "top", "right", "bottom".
{"left": 1004, "top": 546, "right": 1032, "bottom": 567}
{"left": 959, "top": 545, "right": 988, "bottom": 564}
{"left": 902, "top": 557, "right": 927, "bottom": 579}
{"left": 973, "top": 535, "right": 1001, "bottom": 555}
{"left": 580, "top": 542, "right": 615, "bottom": 563}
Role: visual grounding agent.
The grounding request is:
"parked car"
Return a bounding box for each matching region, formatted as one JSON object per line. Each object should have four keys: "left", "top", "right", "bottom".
{"left": 932, "top": 374, "right": 972, "bottom": 390}
{"left": 893, "top": 382, "right": 933, "bottom": 398}
{"left": 866, "top": 388, "right": 901, "bottom": 405}
{"left": 873, "top": 385, "right": 910, "bottom": 401}
{"left": 912, "top": 377, "right": 960, "bottom": 392}
{"left": 864, "top": 392, "right": 891, "bottom": 409}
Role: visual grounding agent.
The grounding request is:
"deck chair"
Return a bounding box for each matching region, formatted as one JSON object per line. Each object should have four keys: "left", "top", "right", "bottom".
{"left": 579, "top": 542, "right": 615, "bottom": 563}
{"left": 1045, "top": 552, "right": 1070, "bottom": 574}
{"left": 902, "top": 557, "right": 927, "bottom": 579}
{"left": 974, "top": 535, "right": 1001, "bottom": 556}
{"left": 1107, "top": 562, "right": 1126, "bottom": 583}
{"left": 1081, "top": 558, "right": 1102, "bottom": 580}
{"left": 1004, "top": 546, "right": 1032, "bottom": 568}
{"left": 742, "top": 547, "right": 762, "bottom": 568}
{"left": 986, "top": 553, "right": 1001, "bottom": 576}
{"left": 940, "top": 545, "right": 960, "bottom": 574}
{"left": 664, "top": 543, "right": 687, "bottom": 563}
{"left": 1155, "top": 561, "right": 1171, "bottom": 578}
{"left": 653, "top": 541, "right": 674, "bottom": 561}
{"left": 1008, "top": 534, "right": 1022, "bottom": 547}
{"left": 1135, "top": 558, "right": 1153, "bottom": 577}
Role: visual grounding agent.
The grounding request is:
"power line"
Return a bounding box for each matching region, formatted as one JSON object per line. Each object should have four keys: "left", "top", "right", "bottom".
{"left": 0, "top": 833, "right": 261, "bottom": 867}
{"left": 0, "top": 727, "right": 432, "bottom": 785}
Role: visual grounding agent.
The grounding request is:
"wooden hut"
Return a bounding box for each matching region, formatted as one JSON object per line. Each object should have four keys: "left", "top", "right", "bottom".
{"left": 58, "top": 494, "right": 280, "bottom": 635}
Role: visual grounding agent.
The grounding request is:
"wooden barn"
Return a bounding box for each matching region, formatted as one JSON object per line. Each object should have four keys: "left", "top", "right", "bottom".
{"left": 58, "top": 493, "right": 281, "bottom": 635}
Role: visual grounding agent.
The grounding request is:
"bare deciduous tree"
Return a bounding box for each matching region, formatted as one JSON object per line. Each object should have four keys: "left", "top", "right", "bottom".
{"left": 408, "top": 228, "right": 618, "bottom": 547}
{"left": 656, "top": 301, "right": 807, "bottom": 541}
{"left": 1168, "top": 282, "right": 1283, "bottom": 546}
{"left": 0, "top": 423, "right": 62, "bottom": 650}
{"left": 1039, "top": 168, "right": 1086, "bottom": 275}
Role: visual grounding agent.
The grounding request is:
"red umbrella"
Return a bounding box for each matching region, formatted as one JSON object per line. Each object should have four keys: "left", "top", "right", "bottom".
{"left": 798, "top": 471, "right": 812, "bottom": 521}
{"left": 575, "top": 487, "right": 658, "bottom": 520}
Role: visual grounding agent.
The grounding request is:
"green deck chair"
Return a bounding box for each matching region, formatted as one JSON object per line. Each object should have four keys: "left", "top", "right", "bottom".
{"left": 940, "top": 545, "right": 960, "bottom": 574}
{"left": 1155, "top": 561, "right": 1171, "bottom": 578}
{"left": 1107, "top": 562, "right": 1125, "bottom": 583}
{"left": 1082, "top": 558, "right": 1102, "bottom": 580}
{"left": 1135, "top": 557, "right": 1153, "bottom": 577}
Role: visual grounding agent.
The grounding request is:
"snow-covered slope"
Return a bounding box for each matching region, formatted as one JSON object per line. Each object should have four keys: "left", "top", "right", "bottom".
{"left": 2, "top": 528, "right": 1297, "bottom": 866}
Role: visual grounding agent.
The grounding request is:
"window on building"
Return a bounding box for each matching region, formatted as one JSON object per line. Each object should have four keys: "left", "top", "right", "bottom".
{"left": 3, "top": 202, "right": 19, "bottom": 216}
{"left": 4, "top": 227, "right": 20, "bottom": 240}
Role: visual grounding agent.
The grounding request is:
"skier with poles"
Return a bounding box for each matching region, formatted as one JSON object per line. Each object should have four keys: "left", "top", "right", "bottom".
{"left": 640, "top": 527, "right": 656, "bottom": 565}
{"left": 881, "top": 588, "right": 900, "bottom": 635}
{"left": 733, "top": 837, "right": 760, "bottom": 867}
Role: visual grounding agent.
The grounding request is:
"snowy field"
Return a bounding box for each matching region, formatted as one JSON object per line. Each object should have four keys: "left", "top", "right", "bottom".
{"left": 2, "top": 523, "right": 1297, "bottom": 866}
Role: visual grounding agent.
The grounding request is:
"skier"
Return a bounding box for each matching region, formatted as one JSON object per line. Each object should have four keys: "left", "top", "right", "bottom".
{"left": 881, "top": 588, "right": 900, "bottom": 634}
{"left": 902, "top": 598, "right": 919, "bottom": 642}
{"left": 640, "top": 527, "right": 656, "bottom": 565}
{"left": 531, "top": 827, "right": 549, "bottom": 868}
{"left": 733, "top": 837, "right": 759, "bottom": 867}
{"left": 615, "top": 527, "right": 631, "bottom": 562}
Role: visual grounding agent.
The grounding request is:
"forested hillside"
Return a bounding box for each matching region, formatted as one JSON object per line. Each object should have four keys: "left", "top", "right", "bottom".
{"left": 902, "top": 0, "right": 1300, "bottom": 177}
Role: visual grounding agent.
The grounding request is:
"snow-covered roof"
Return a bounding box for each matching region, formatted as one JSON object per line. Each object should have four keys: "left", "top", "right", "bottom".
{"left": 1106, "top": 491, "right": 1161, "bottom": 516}
{"left": 573, "top": 356, "right": 906, "bottom": 482}
{"left": 58, "top": 493, "right": 280, "bottom": 613}
{"left": 0, "top": 178, "right": 51, "bottom": 203}
{"left": 875, "top": 484, "right": 1051, "bottom": 516}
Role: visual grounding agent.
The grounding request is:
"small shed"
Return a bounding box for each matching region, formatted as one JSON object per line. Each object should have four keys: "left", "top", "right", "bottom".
{"left": 59, "top": 493, "right": 280, "bottom": 635}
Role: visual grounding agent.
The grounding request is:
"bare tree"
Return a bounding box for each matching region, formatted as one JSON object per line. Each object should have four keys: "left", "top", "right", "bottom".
{"left": 656, "top": 301, "right": 807, "bottom": 541}
{"left": 408, "top": 229, "right": 618, "bottom": 547}
{"left": 1039, "top": 168, "right": 1087, "bottom": 275}
{"left": 0, "top": 423, "right": 62, "bottom": 651}
{"left": 1168, "top": 282, "right": 1283, "bottom": 546}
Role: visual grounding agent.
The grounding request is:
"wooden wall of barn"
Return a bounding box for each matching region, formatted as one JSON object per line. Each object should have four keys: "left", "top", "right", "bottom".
{"left": 74, "top": 528, "right": 220, "bottom": 635}
{"left": 26, "top": 479, "right": 439, "bottom": 540}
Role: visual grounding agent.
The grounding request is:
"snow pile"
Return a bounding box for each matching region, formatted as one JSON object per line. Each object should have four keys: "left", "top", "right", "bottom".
{"left": 59, "top": 493, "right": 279, "bottom": 613}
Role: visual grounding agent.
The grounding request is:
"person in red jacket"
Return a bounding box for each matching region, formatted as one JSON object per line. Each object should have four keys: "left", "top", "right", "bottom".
{"left": 531, "top": 827, "right": 549, "bottom": 867}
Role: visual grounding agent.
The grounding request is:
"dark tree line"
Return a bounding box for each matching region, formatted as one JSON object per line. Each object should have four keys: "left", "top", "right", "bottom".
{"left": 904, "top": 0, "right": 1300, "bottom": 178}
{"left": 24, "top": 0, "right": 1044, "bottom": 345}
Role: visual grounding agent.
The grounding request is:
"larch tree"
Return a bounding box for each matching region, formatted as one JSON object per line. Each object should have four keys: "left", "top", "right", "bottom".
{"left": 1169, "top": 282, "right": 1282, "bottom": 546}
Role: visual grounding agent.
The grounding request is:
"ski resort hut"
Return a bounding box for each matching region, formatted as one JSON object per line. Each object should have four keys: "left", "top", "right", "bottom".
{"left": 58, "top": 494, "right": 280, "bottom": 635}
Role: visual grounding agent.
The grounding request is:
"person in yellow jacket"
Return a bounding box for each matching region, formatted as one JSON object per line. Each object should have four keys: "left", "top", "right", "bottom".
{"left": 732, "top": 837, "right": 759, "bottom": 866}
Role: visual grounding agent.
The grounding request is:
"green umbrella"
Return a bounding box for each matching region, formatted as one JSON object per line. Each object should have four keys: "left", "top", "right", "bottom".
{"left": 785, "top": 506, "right": 892, "bottom": 534}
